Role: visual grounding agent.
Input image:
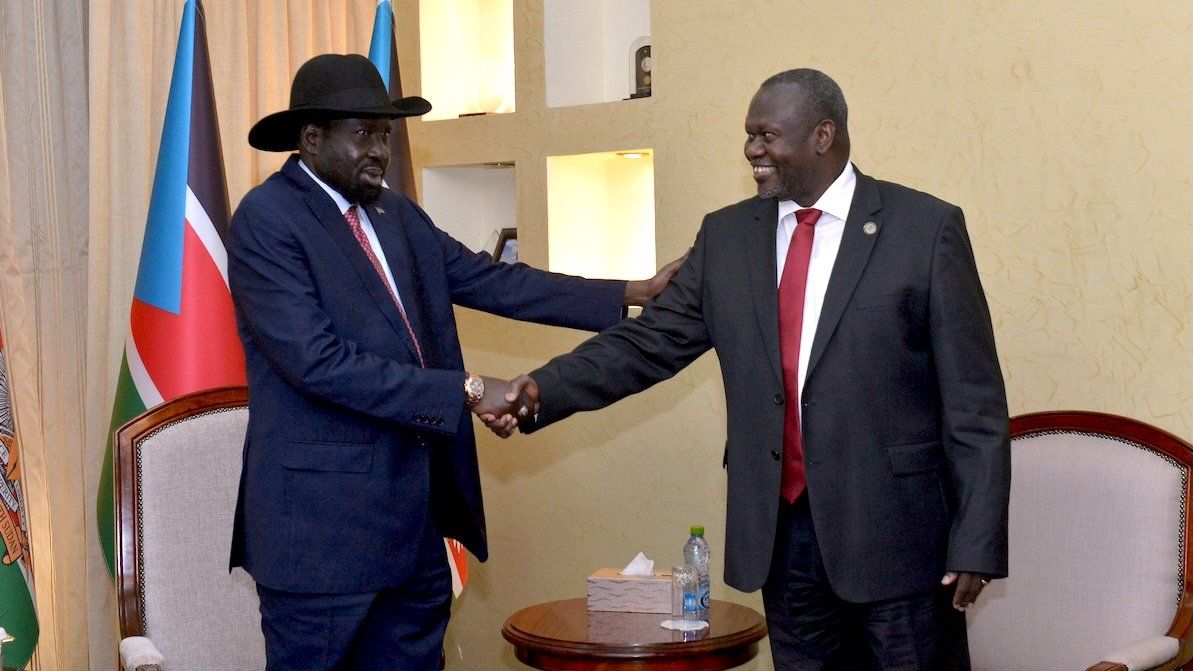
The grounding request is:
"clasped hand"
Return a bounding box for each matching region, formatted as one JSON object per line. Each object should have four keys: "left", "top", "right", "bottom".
{"left": 470, "top": 256, "right": 685, "bottom": 436}
{"left": 471, "top": 375, "right": 540, "bottom": 438}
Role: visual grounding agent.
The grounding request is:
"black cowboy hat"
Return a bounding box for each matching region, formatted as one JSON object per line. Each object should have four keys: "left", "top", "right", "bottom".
{"left": 248, "top": 53, "right": 431, "bottom": 152}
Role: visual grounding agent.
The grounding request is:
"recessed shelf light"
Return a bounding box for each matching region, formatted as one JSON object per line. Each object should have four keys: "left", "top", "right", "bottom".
{"left": 548, "top": 149, "right": 655, "bottom": 280}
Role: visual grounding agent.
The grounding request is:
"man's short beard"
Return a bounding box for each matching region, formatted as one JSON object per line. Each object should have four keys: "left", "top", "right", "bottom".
{"left": 757, "top": 177, "right": 793, "bottom": 200}
{"left": 318, "top": 168, "right": 385, "bottom": 206}
{"left": 345, "top": 182, "right": 383, "bottom": 205}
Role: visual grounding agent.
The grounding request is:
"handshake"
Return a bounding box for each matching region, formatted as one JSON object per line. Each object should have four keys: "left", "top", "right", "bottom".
{"left": 464, "top": 252, "right": 689, "bottom": 439}
{"left": 470, "top": 374, "right": 541, "bottom": 438}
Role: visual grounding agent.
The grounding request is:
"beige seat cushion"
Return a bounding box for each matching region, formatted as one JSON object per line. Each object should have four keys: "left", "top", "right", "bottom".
{"left": 967, "top": 431, "right": 1183, "bottom": 670}
{"left": 137, "top": 407, "right": 265, "bottom": 670}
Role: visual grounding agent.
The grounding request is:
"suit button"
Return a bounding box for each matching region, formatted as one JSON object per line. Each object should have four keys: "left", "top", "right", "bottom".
{"left": 773, "top": 393, "right": 784, "bottom": 405}
{"left": 771, "top": 449, "right": 781, "bottom": 461}
{"left": 435, "top": 418, "right": 444, "bottom": 426}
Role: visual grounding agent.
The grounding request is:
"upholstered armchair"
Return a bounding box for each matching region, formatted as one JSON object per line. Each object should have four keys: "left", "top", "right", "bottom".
{"left": 967, "top": 411, "right": 1193, "bottom": 671}
{"left": 114, "top": 386, "right": 265, "bottom": 671}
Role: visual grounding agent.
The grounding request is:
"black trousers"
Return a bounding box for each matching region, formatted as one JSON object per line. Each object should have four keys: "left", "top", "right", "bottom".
{"left": 256, "top": 521, "right": 452, "bottom": 671}
{"left": 761, "top": 496, "right": 970, "bottom": 670}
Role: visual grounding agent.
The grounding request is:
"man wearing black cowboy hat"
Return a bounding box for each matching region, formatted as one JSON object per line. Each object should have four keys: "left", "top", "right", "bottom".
{"left": 227, "top": 53, "right": 679, "bottom": 669}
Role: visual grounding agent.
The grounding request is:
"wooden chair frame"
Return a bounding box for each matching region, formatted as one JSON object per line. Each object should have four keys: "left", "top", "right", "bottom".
{"left": 113, "top": 385, "right": 249, "bottom": 640}
{"left": 1011, "top": 411, "right": 1193, "bottom": 671}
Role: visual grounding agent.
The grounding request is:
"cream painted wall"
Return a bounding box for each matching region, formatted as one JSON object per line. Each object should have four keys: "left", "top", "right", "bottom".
{"left": 394, "top": 1, "right": 1193, "bottom": 669}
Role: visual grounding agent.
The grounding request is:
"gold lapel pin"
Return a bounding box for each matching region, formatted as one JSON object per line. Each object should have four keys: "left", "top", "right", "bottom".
{"left": 375, "top": 206, "right": 386, "bottom": 215}
{"left": 863, "top": 221, "right": 878, "bottom": 235}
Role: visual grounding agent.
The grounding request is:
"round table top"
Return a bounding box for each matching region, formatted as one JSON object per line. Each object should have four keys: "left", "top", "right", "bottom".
{"left": 502, "top": 598, "right": 767, "bottom": 670}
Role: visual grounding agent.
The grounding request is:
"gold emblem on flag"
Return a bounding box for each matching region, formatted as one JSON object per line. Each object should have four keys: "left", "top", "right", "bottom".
{"left": 0, "top": 434, "right": 27, "bottom": 565}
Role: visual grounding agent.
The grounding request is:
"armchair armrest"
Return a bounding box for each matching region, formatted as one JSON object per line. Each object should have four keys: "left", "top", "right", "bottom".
{"left": 1084, "top": 635, "right": 1190, "bottom": 671}
{"left": 119, "top": 636, "right": 164, "bottom": 671}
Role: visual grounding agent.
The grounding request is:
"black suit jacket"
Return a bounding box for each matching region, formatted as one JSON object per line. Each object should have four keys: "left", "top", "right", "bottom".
{"left": 526, "top": 168, "right": 1010, "bottom": 602}
{"left": 227, "top": 156, "right": 626, "bottom": 593}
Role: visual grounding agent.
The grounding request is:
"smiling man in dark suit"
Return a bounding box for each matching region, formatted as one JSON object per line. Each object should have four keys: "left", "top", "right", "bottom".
{"left": 494, "top": 69, "right": 1011, "bottom": 669}
{"left": 227, "top": 54, "right": 678, "bottom": 670}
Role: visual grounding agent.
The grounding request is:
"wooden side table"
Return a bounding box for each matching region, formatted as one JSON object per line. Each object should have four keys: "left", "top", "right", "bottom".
{"left": 503, "top": 598, "right": 767, "bottom": 670}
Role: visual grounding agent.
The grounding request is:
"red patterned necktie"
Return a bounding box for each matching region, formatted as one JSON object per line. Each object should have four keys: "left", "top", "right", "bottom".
{"left": 777, "top": 208, "right": 822, "bottom": 503}
{"left": 343, "top": 205, "right": 426, "bottom": 367}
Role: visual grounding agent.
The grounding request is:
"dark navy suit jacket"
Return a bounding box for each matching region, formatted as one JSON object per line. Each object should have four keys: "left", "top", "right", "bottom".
{"left": 228, "top": 156, "right": 624, "bottom": 593}
{"left": 526, "top": 169, "right": 1010, "bottom": 602}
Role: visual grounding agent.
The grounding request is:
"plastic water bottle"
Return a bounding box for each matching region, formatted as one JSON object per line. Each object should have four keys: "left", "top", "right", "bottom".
{"left": 683, "top": 525, "right": 711, "bottom": 621}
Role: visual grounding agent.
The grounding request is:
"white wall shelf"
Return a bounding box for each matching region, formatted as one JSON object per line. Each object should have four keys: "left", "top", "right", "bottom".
{"left": 419, "top": 0, "right": 515, "bottom": 120}
{"left": 421, "top": 163, "right": 517, "bottom": 258}
{"left": 547, "top": 149, "right": 654, "bottom": 280}
{"left": 543, "top": 0, "right": 652, "bottom": 108}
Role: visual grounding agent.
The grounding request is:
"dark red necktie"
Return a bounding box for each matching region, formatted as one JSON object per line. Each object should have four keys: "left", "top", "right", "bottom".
{"left": 777, "top": 208, "right": 822, "bottom": 503}
{"left": 344, "top": 205, "right": 426, "bottom": 367}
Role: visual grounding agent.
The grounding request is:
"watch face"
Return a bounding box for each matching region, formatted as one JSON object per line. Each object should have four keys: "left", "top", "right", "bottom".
{"left": 466, "top": 376, "right": 484, "bottom": 405}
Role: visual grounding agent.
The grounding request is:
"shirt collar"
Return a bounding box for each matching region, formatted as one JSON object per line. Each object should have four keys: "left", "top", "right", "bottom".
{"left": 298, "top": 158, "right": 352, "bottom": 215}
{"left": 777, "top": 162, "right": 856, "bottom": 223}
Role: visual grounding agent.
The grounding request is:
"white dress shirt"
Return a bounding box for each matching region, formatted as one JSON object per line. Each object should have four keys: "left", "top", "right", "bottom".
{"left": 299, "top": 159, "right": 405, "bottom": 309}
{"left": 775, "top": 162, "right": 856, "bottom": 396}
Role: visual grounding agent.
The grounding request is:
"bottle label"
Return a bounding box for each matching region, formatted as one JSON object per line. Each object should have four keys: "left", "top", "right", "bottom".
{"left": 699, "top": 588, "right": 710, "bottom": 610}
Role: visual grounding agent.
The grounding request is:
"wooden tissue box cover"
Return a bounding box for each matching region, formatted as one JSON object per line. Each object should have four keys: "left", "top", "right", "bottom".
{"left": 586, "top": 567, "right": 672, "bottom": 613}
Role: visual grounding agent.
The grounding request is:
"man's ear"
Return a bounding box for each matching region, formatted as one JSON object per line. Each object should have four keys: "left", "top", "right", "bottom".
{"left": 814, "top": 119, "right": 836, "bottom": 155}
{"left": 298, "top": 122, "right": 324, "bottom": 155}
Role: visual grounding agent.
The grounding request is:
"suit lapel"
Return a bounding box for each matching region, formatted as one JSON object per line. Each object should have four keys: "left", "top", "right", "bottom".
{"left": 369, "top": 202, "right": 429, "bottom": 351}
{"left": 291, "top": 165, "right": 425, "bottom": 364}
{"left": 745, "top": 198, "right": 784, "bottom": 384}
{"left": 805, "top": 169, "right": 883, "bottom": 379}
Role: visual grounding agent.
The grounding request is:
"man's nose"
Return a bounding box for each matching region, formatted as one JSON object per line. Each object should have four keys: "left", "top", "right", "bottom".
{"left": 745, "top": 139, "right": 763, "bottom": 159}
{"left": 368, "top": 135, "right": 388, "bottom": 159}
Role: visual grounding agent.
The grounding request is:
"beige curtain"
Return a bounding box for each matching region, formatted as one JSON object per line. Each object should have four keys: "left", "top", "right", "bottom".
{"left": 84, "top": 1, "right": 387, "bottom": 669}
{"left": 0, "top": 0, "right": 89, "bottom": 669}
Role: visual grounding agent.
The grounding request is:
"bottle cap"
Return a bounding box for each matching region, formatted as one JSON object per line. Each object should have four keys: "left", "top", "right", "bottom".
{"left": 690, "top": 525, "right": 704, "bottom": 536}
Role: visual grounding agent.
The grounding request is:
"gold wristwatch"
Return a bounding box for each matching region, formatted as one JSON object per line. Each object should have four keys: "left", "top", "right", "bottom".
{"left": 464, "top": 372, "right": 484, "bottom": 408}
